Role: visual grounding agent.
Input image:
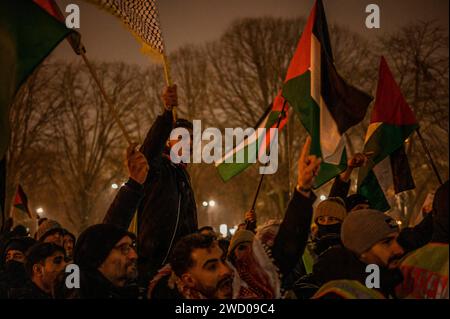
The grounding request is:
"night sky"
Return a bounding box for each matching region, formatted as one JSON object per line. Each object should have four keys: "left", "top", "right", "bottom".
{"left": 53, "top": 0, "right": 449, "bottom": 65}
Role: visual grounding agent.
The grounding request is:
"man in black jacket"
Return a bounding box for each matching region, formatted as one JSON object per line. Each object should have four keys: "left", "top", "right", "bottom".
{"left": 69, "top": 223, "right": 141, "bottom": 299}
{"left": 104, "top": 85, "right": 197, "bottom": 283}
{"left": 15, "top": 243, "right": 66, "bottom": 299}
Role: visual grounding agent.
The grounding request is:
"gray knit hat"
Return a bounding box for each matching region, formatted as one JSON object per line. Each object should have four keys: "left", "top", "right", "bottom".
{"left": 313, "top": 197, "right": 347, "bottom": 223}
{"left": 36, "top": 219, "right": 63, "bottom": 241}
{"left": 341, "top": 209, "right": 399, "bottom": 256}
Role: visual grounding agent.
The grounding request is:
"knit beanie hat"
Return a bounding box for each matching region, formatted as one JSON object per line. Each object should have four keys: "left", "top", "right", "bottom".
{"left": 341, "top": 209, "right": 399, "bottom": 256}
{"left": 314, "top": 197, "right": 347, "bottom": 223}
{"left": 73, "top": 224, "right": 136, "bottom": 270}
{"left": 344, "top": 194, "right": 370, "bottom": 212}
{"left": 228, "top": 230, "right": 255, "bottom": 256}
{"left": 36, "top": 219, "right": 63, "bottom": 241}
{"left": 2, "top": 237, "right": 37, "bottom": 264}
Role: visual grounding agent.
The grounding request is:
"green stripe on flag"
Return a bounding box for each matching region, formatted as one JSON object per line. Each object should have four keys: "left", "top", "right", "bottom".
{"left": 283, "top": 71, "right": 347, "bottom": 188}
{"left": 358, "top": 170, "right": 390, "bottom": 212}
{"left": 217, "top": 140, "right": 258, "bottom": 182}
{"left": 0, "top": 0, "right": 73, "bottom": 158}
{"left": 359, "top": 123, "right": 418, "bottom": 184}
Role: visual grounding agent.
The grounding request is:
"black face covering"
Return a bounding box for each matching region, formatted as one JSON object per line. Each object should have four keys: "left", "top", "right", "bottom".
{"left": 4, "top": 260, "right": 25, "bottom": 274}
{"left": 317, "top": 223, "right": 342, "bottom": 238}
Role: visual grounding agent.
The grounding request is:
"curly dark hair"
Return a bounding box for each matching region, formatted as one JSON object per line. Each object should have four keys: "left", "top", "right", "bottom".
{"left": 170, "top": 233, "right": 216, "bottom": 277}
{"left": 25, "top": 242, "right": 65, "bottom": 277}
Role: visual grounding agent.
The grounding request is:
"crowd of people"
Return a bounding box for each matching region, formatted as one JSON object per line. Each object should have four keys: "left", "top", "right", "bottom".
{"left": 0, "top": 86, "right": 448, "bottom": 299}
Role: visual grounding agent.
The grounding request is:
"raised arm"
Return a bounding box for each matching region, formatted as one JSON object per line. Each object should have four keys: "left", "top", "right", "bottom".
{"left": 329, "top": 153, "right": 368, "bottom": 199}
{"left": 272, "top": 137, "right": 321, "bottom": 277}
{"left": 140, "top": 85, "right": 178, "bottom": 165}
{"left": 103, "top": 143, "right": 149, "bottom": 229}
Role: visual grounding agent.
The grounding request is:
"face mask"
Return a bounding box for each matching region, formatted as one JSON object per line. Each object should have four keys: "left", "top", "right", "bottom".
{"left": 4, "top": 260, "right": 25, "bottom": 274}
{"left": 317, "top": 223, "right": 342, "bottom": 238}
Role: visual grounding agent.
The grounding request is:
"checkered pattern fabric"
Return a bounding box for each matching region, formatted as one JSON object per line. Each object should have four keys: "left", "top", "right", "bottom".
{"left": 89, "top": 0, "right": 165, "bottom": 54}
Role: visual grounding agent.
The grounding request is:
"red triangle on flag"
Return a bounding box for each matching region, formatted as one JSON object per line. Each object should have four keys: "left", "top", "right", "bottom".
{"left": 371, "top": 56, "right": 418, "bottom": 126}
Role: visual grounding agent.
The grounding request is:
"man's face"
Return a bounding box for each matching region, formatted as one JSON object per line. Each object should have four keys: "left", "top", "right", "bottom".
{"left": 6, "top": 249, "right": 26, "bottom": 263}
{"left": 98, "top": 236, "right": 138, "bottom": 287}
{"left": 169, "top": 128, "right": 193, "bottom": 158}
{"left": 33, "top": 251, "right": 66, "bottom": 293}
{"left": 182, "top": 241, "right": 233, "bottom": 299}
{"left": 43, "top": 230, "right": 64, "bottom": 247}
{"left": 361, "top": 233, "right": 405, "bottom": 269}
{"left": 63, "top": 235, "right": 74, "bottom": 258}
{"left": 317, "top": 216, "right": 342, "bottom": 225}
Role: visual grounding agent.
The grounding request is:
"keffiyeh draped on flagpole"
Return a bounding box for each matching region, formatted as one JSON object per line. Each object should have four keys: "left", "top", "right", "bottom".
{"left": 85, "top": 0, "right": 173, "bottom": 86}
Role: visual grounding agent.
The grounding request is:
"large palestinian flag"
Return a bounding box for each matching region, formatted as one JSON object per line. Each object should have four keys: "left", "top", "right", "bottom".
{"left": 282, "top": 0, "right": 373, "bottom": 188}
{"left": 0, "top": 0, "right": 73, "bottom": 159}
{"left": 357, "top": 57, "right": 417, "bottom": 212}
{"left": 216, "top": 93, "right": 288, "bottom": 182}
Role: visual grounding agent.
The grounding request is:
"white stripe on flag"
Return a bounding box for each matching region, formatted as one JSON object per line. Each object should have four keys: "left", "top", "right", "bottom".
{"left": 215, "top": 115, "right": 269, "bottom": 166}
{"left": 372, "top": 156, "right": 396, "bottom": 204}
{"left": 311, "top": 34, "right": 343, "bottom": 164}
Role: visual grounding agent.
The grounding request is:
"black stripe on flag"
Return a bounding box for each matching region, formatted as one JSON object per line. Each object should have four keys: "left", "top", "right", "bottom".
{"left": 390, "top": 144, "right": 415, "bottom": 194}
{"left": 312, "top": 0, "right": 373, "bottom": 135}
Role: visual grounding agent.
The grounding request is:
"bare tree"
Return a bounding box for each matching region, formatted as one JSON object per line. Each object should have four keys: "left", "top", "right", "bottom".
{"left": 378, "top": 21, "right": 449, "bottom": 224}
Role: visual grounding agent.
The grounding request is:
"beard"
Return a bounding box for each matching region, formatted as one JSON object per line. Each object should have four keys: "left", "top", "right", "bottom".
{"left": 125, "top": 261, "right": 138, "bottom": 281}
{"left": 387, "top": 254, "right": 403, "bottom": 269}
{"left": 196, "top": 273, "right": 233, "bottom": 299}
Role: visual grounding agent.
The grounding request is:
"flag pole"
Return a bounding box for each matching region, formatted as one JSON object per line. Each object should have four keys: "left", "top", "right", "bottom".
{"left": 80, "top": 51, "right": 132, "bottom": 145}
{"left": 162, "top": 53, "right": 177, "bottom": 123}
{"left": 250, "top": 101, "right": 288, "bottom": 212}
{"left": 415, "top": 128, "right": 443, "bottom": 185}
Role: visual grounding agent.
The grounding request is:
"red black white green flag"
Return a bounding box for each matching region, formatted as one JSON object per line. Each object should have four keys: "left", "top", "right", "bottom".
{"left": 282, "top": 0, "right": 373, "bottom": 188}
{"left": 13, "top": 184, "right": 32, "bottom": 219}
{"left": 357, "top": 56, "right": 417, "bottom": 212}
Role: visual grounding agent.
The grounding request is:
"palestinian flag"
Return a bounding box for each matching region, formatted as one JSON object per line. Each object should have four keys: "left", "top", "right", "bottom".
{"left": 216, "top": 93, "right": 288, "bottom": 182}
{"left": 357, "top": 57, "right": 418, "bottom": 212}
{"left": 0, "top": 0, "right": 73, "bottom": 159}
{"left": 282, "top": 0, "right": 373, "bottom": 188}
{"left": 33, "top": 0, "right": 83, "bottom": 54}
{"left": 13, "top": 185, "right": 32, "bottom": 219}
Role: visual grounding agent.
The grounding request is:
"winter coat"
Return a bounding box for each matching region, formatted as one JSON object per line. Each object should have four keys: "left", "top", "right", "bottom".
{"left": 328, "top": 176, "right": 433, "bottom": 253}
{"left": 104, "top": 110, "right": 197, "bottom": 282}
{"left": 54, "top": 268, "right": 142, "bottom": 299}
{"left": 293, "top": 245, "right": 404, "bottom": 299}
{"left": 0, "top": 262, "right": 30, "bottom": 299}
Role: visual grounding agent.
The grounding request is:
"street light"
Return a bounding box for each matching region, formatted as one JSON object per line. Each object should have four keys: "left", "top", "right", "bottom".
{"left": 209, "top": 200, "right": 216, "bottom": 207}
{"left": 111, "top": 183, "right": 119, "bottom": 189}
{"left": 320, "top": 195, "right": 327, "bottom": 201}
{"left": 202, "top": 201, "right": 208, "bottom": 207}
{"left": 219, "top": 224, "right": 228, "bottom": 238}
{"left": 36, "top": 207, "right": 44, "bottom": 215}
